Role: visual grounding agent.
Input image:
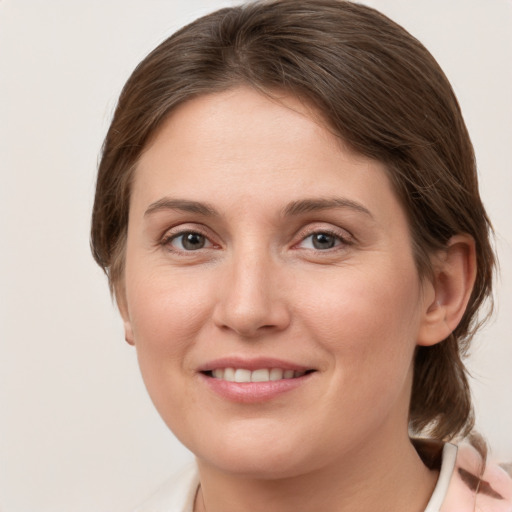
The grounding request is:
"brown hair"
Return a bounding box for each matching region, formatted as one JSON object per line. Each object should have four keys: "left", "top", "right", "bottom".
{"left": 91, "top": 0, "right": 495, "bottom": 441}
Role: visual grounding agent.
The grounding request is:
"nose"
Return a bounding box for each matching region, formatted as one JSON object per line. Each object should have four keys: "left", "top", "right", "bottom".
{"left": 212, "top": 250, "right": 291, "bottom": 338}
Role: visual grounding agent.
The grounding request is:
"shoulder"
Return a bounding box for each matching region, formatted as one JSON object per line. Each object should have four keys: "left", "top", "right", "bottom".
{"left": 442, "top": 441, "right": 512, "bottom": 512}
{"left": 132, "top": 463, "right": 199, "bottom": 512}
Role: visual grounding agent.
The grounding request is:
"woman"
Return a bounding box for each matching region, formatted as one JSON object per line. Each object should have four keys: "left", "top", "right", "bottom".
{"left": 91, "top": 1, "right": 511, "bottom": 510}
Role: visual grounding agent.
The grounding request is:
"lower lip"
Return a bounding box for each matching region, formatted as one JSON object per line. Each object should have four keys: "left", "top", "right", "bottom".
{"left": 199, "top": 373, "right": 314, "bottom": 403}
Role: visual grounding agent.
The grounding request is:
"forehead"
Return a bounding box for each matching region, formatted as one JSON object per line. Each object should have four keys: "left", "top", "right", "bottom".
{"left": 131, "top": 86, "right": 404, "bottom": 229}
{"left": 140, "top": 87, "right": 345, "bottom": 170}
{"left": 137, "top": 89, "right": 380, "bottom": 180}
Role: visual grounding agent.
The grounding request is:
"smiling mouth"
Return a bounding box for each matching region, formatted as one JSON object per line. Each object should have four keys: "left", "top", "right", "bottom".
{"left": 202, "top": 368, "right": 316, "bottom": 383}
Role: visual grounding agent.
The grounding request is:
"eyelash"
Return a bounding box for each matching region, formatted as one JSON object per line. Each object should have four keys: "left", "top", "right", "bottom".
{"left": 294, "top": 227, "right": 352, "bottom": 252}
{"left": 160, "top": 227, "right": 214, "bottom": 254}
{"left": 160, "top": 226, "right": 353, "bottom": 254}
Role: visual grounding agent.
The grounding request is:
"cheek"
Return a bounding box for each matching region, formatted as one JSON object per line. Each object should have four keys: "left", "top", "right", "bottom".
{"left": 124, "top": 271, "right": 214, "bottom": 428}
{"left": 124, "top": 268, "right": 214, "bottom": 397}
{"left": 127, "top": 267, "right": 209, "bottom": 344}
{"left": 298, "top": 261, "right": 423, "bottom": 373}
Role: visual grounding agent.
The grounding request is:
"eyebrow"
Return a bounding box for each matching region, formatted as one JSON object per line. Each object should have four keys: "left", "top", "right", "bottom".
{"left": 144, "top": 198, "right": 219, "bottom": 217}
{"left": 144, "top": 196, "right": 373, "bottom": 219}
{"left": 282, "top": 197, "right": 373, "bottom": 218}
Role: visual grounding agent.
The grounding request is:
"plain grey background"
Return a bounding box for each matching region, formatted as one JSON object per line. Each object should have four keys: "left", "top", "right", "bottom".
{"left": 1, "top": 1, "right": 511, "bottom": 510}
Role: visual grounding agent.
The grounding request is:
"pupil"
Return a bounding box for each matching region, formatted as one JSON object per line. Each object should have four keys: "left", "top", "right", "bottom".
{"left": 312, "top": 233, "right": 335, "bottom": 250}
{"left": 183, "top": 233, "right": 205, "bottom": 250}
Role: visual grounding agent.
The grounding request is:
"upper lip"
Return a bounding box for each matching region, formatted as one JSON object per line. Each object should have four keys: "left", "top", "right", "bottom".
{"left": 197, "top": 357, "right": 313, "bottom": 372}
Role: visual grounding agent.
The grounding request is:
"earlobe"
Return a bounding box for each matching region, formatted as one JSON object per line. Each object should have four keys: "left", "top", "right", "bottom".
{"left": 417, "top": 234, "right": 477, "bottom": 347}
{"left": 115, "top": 282, "right": 135, "bottom": 346}
{"left": 123, "top": 320, "right": 135, "bottom": 346}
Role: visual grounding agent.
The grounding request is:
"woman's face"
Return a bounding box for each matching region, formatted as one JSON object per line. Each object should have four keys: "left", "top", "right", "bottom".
{"left": 121, "top": 87, "right": 435, "bottom": 477}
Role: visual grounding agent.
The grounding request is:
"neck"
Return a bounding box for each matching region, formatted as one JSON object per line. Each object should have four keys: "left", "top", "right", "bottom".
{"left": 194, "top": 433, "right": 438, "bottom": 512}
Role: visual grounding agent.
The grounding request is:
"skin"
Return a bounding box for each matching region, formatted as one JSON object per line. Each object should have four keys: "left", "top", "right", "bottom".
{"left": 119, "top": 87, "right": 476, "bottom": 512}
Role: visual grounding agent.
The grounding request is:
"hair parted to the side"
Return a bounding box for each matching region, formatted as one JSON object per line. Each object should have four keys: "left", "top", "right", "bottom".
{"left": 91, "top": 0, "right": 495, "bottom": 442}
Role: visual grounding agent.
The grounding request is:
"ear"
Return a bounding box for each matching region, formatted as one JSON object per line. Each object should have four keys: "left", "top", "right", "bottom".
{"left": 115, "top": 280, "right": 135, "bottom": 346}
{"left": 417, "top": 234, "right": 477, "bottom": 347}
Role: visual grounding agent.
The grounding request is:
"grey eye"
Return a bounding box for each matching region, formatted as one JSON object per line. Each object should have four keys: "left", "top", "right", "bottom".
{"left": 172, "top": 232, "right": 207, "bottom": 250}
{"left": 311, "top": 233, "right": 337, "bottom": 250}
{"left": 299, "top": 232, "right": 341, "bottom": 250}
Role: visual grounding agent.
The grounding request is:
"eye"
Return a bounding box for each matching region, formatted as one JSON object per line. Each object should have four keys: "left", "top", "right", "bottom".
{"left": 298, "top": 231, "right": 345, "bottom": 250}
{"left": 168, "top": 231, "right": 212, "bottom": 251}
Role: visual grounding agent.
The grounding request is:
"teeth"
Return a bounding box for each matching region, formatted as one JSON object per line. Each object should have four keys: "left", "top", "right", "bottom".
{"left": 234, "top": 369, "right": 251, "bottom": 383}
{"left": 269, "top": 368, "right": 284, "bottom": 381}
{"left": 209, "top": 367, "right": 309, "bottom": 382}
{"left": 251, "top": 369, "right": 270, "bottom": 382}
{"left": 224, "top": 367, "right": 235, "bottom": 382}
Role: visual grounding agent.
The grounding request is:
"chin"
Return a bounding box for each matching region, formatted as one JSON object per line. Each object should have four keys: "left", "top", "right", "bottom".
{"left": 199, "top": 450, "right": 311, "bottom": 480}
{"left": 183, "top": 419, "right": 317, "bottom": 479}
